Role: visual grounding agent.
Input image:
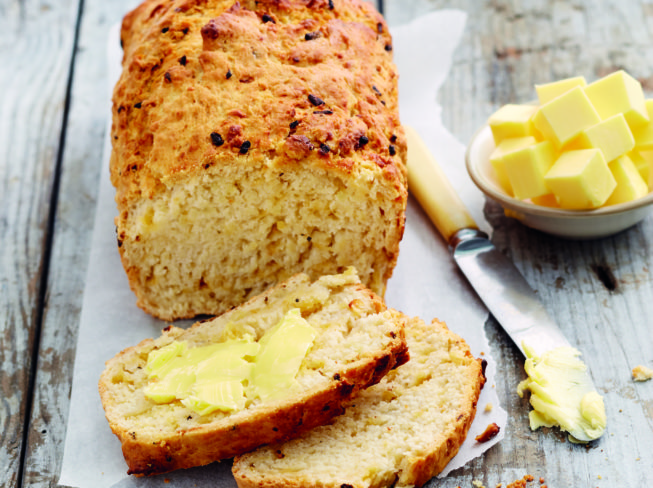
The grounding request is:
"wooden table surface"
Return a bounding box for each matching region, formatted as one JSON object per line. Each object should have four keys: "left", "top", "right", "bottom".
{"left": 2, "top": 0, "right": 652, "bottom": 486}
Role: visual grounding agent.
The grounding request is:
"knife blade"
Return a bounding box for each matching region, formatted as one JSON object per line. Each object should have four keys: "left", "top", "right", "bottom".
{"left": 404, "top": 125, "right": 605, "bottom": 442}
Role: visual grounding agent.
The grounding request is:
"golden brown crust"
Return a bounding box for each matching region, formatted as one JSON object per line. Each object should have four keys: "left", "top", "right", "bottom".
{"left": 111, "top": 0, "right": 404, "bottom": 196}
{"left": 110, "top": 0, "right": 407, "bottom": 320}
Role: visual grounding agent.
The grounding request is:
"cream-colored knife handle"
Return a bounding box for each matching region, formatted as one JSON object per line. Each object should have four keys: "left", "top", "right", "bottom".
{"left": 405, "top": 125, "right": 478, "bottom": 244}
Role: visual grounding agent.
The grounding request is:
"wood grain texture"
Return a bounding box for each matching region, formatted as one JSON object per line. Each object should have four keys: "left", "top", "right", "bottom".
{"left": 19, "top": 1, "right": 139, "bottom": 487}
{"left": 386, "top": 0, "right": 653, "bottom": 486}
{"left": 3, "top": 0, "right": 652, "bottom": 486}
{"left": 0, "top": 1, "right": 80, "bottom": 487}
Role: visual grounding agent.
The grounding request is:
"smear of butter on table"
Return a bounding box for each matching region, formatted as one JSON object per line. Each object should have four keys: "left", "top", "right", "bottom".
{"left": 517, "top": 344, "right": 606, "bottom": 443}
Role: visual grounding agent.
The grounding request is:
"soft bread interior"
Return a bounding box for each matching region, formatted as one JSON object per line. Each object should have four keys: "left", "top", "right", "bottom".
{"left": 100, "top": 270, "right": 406, "bottom": 442}
{"left": 117, "top": 164, "right": 404, "bottom": 320}
{"left": 233, "top": 317, "right": 484, "bottom": 488}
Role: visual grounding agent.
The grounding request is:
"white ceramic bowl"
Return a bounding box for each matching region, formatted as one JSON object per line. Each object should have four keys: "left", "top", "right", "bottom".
{"left": 465, "top": 125, "right": 653, "bottom": 239}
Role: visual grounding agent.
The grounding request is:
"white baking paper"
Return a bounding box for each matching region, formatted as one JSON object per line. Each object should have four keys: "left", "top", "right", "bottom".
{"left": 59, "top": 10, "right": 506, "bottom": 488}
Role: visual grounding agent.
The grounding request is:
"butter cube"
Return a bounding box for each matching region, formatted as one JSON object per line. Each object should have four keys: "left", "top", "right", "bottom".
{"left": 530, "top": 193, "right": 560, "bottom": 208}
{"left": 630, "top": 149, "right": 653, "bottom": 190}
{"left": 532, "top": 87, "right": 601, "bottom": 149}
{"left": 605, "top": 155, "right": 648, "bottom": 205}
{"left": 489, "top": 136, "right": 538, "bottom": 195}
{"left": 631, "top": 99, "right": 653, "bottom": 149}
{"left": 535, "top": 76, "right": 587, "bottom": 105}
{"left": 488, "top": 104, "right": 539, "bottom": 144}
{"left": 574, "top": 114, "right": 635, "bottom": 162}
{"left": 584, "top": 70, "right": 649, "bottom": 128}
{"left": 503, "top": 140, "right": 557, "bottom": 200}
{"left": 544, "top": 149, "right": 616, "bottom": 209}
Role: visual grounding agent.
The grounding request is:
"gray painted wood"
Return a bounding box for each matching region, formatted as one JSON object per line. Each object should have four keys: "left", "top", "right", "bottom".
{"left": 2, "top": 0, "right": 652, "bottom": 486}
{"left": 386, "top": 1, "right": 653, "bottom": 486}
{"left": 20, "top": 2, "right": 139, "bottom": 487}
{"left": 0, "top": 1, "right": 80, "bottom": 487}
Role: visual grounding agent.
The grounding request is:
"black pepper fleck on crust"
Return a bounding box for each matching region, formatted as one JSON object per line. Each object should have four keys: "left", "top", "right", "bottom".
{"left": 134, "top": 102, "right": 142, "bottom": 109}
{"left": 305, "top": 31, "right": 321, "bottom": 41}
{"left": 319, "top": 143, "right": 331, "bottom": 154}
{"left": 161, "top": 27, "right": 169, "bottom": 33}
{"left": 389, "top": 144, "right": 396, "bottom": 156}
{"left": 178, "top": 55, "right": 187, "bottom": 66}
{"left": 313, "top": 109, "right": 333, "bottom": 115}
{"left": 357, "top": 135, "right": 369, "bottom": 148}
{"left": 328, "top": 0, "right": 335, "bottom": 9}
{"left": 210, "top": 132, "right": 224, "bottom": 147}
{"left": 182, "top": 27, "right": 189, "bottom": 35}
{"left": 226, "top": 68, "right": 232, "bottom": 79}
{"left": 385, "top": 44, "right": 393, "bottom": 51}
{"left": 390, "top": 134, "right": 398, "bottom": 143}
{"left": 289, "top": 120, "right": 300, "bottom": 129}
{"left": 308, "top": 94, "right": 325, "bottom": 106}
{"left": 262, "top": 13, "right": 275, "bottom": 23}
{"left": 239, "top": 140, "right": 252, "bottom": 154}
{"left": 164, "top": 72, "right": 172, "bottom": 83}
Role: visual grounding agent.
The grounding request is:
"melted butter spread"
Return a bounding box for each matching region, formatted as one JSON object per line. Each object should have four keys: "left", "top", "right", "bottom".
{"left": 144, "top": 308, "right": 316, "bottom": 415}
{"left": 517, "top": 344, "right": 606, "bottom": 443}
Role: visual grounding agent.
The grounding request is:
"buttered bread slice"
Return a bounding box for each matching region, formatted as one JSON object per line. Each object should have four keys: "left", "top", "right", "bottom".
{"left": 232, "top": 317, "right": 485, "bottom": 488}
{"left": 99, "top": 269, "right": 408, "bottom": 476}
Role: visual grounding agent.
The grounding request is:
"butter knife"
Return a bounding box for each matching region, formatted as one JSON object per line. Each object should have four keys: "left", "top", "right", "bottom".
{"left": 404, "top": 125, "right": 605, "bottom": 442}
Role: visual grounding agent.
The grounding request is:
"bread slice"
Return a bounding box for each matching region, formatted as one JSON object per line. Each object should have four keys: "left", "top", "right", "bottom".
{"left": 99, "top": 269, "right": 408, "bottom": 476}
{"left": 111, "top": 0, "right": 407, "bottom": 321}
{"left": 232, "top": 317, "right": 485, "bottom": 488}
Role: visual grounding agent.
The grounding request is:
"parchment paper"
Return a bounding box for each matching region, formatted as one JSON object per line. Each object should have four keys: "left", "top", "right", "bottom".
{"left": 59, "top": 10, "right": 506, "bottom": 488}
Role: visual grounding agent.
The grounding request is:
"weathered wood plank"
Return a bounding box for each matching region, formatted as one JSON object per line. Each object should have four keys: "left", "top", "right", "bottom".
{"left": 19, "top": 1, "right": 139, "bottom": 486}
{"left": 0, "top": 1, "right": 81, "bottom": 487}
{"left": 385, "top": 0, "right": 653, "bottom": 486}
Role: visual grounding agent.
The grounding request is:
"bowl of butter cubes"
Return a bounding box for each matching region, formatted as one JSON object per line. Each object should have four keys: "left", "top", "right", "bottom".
{"left": 466, "top": 70, "right": 653, "bottom": 239}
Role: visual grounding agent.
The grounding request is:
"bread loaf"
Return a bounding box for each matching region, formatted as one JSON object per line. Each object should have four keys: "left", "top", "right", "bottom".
{"left": 99, "top": 269, "right": 409, "bottom": 476}
{"left": 111, "top": 0, "right": 407, "bottom": 320}
{"left": 232, "top": 317, "right": 485, "bottom": 488}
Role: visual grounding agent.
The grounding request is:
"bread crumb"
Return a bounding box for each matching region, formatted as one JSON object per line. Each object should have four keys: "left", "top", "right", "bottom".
{"left": 632, "top": 364, "right": 653, "bottom": 381}
{"left": 475, "top": 422, "right": 501, "bottom": 443}
{"left": 496, "top": 484, "right": 503, "bottom": 488}
{"left": 539, "top": 478, "right": 545, "bottom": 484}
{"left": 506, "top": 474, "right": 535, "bottom": 488}
{"left": 472, "top": 480, "right": 485, "bottom": 488}
{"left": 598, "top": 475, "right": 602, "bottom": 479}
{"left": 485, "top": 402, "right": 493, "bottom": 413}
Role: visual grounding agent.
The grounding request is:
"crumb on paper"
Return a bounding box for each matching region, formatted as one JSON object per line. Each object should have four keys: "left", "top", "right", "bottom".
{"left": 475, "top": 422, "right": 501, "bottom": 443}
{"left": 484, "top": 402, "right": 493, "bottom": 413}
{"left": 632, "top": 364, "right": 653, "bottom": 381}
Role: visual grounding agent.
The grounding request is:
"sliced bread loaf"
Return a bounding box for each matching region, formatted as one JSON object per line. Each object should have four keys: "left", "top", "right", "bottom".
{"left": 232, "top": 316, "right": 485, "bottom": 488}
{"left": 99, "top": 269, "right": 409, "bottom": 476}
{"left": 112, "top": 0, "right": 407, "bottom": 321}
